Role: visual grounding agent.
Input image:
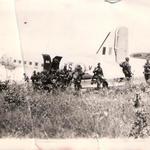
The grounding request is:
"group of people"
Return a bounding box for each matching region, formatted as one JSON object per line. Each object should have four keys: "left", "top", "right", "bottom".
{"left": 23, "top": 57, "right": 150, "bottom": 92}
{"left": 24, "top": 66, "right": 73, "bottom": 91}
{"left": 120, "top": 57, "right": 150, "bottom": 83}
{"left": 23, "top": 62, "right": 107, "bottom": 91}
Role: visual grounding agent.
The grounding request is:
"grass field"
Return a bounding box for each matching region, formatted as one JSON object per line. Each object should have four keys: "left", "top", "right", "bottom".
{"left": 0, "top": 82, "right": 150, "bottom": 138}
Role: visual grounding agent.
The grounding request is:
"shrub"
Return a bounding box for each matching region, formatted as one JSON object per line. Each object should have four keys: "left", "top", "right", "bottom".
{"left": 0, "top": 82, "right": 150, "bottom": 138}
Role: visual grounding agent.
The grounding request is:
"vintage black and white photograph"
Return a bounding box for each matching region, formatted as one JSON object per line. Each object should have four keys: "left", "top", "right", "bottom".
{"left": 1, "top": 0, "right": 150, "bottom": 149}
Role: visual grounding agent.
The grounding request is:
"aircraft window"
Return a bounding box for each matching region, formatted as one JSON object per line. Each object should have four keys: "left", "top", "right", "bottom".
{"left": 45, "top": 60, "right": 51, "bottom": 64}
{"left": 35, "top": 62, "right": 38, "bottom": 66}
{"left": 102, "top": 47, "right": 106, "bottom": 55}
{"left": 29, "top": 62, "right": 32, "bottom": 65}
{"left": 14, "top": 59, "right": 16, "bottom": 63}
{"left": 41, "top": 64, "right": 44, "bottom": 67}
{"left": 24, "top": 61, "right": 27, "bottom": 64}
{"left": 109, "top": 47, "right": 112, "bottom": 55}
{"left": 19, "top": 60, "right": 21, "bottom": 64}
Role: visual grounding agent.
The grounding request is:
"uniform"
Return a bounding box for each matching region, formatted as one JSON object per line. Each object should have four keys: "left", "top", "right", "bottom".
{"left": 91, "top": 63, "right": 108, "bottom": 89}
{"left": 23, "top": 73, "right": 29, "bottom": 83}
{"left": 91, "top": 63, "right": 104, "bottom": 85}
{"left": 92, "top": 64, "right": 103, "bottom": 78}
{"left": 31, "top": 71, "right": 38, "bottom": 84}
{"left": 61, "top": 65, "right": 70, "bottom": 87}
{"left": 143, "top": 60, "right": 150, "bottom": 82}
{"left": 73, "top": 65, "right": 84, "bottom": 90}
{"left": 120, "top": 57, "right": 132, "bottom": 80}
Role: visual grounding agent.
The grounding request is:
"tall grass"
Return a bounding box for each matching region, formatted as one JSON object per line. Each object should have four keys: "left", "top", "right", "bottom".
{"left": 0, "top": 82, "right": 150, "bottom": 138}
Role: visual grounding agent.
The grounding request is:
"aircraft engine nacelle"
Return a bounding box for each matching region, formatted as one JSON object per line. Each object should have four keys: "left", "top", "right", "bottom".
{"left": 51, "top": 56, "right": 62, "bottom": 71}
{"left": 42, "top": 54, "right": 51, "bottom": 71}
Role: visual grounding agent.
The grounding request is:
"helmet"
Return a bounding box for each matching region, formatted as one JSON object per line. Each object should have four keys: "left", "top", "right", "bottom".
{"left": 125, "top": 57, "right": 129, "bottom": 61}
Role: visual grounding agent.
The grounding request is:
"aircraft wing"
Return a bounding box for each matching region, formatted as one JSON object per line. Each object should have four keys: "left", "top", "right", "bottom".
{"left": 130, "top": 52, "right": 150, "bottom": 60}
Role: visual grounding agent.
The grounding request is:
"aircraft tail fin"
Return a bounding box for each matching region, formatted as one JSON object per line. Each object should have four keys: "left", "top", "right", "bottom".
{"left": 114, "top": 26, "right": 128, "bottom": 63}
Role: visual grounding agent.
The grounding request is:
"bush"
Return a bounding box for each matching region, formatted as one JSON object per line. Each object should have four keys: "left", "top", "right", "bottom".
{"left": 0, "top": 82, "right": 150, "bottom": 138}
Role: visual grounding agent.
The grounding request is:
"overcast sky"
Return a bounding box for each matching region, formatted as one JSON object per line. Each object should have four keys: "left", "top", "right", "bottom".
{"left": 1, "top": 0, "right": 150, "bottom": 60}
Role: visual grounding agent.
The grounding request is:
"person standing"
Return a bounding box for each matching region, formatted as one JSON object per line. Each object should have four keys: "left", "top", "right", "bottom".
{"left": 120, "top": 57, "right": 133, "bottom": 80}
{"left": 73, "top": 65, "right": 84, "bottom": 90}
{"left": 91, "top": 63, "right": 104, "bottom": 84}
{"left": 143, "top": 59, "right": 150, "bottom": 82}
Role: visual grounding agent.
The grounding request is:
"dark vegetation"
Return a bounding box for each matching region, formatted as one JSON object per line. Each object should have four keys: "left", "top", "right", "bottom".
{"left": 0, "top": 82, "right": 150, "bottom": 138}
